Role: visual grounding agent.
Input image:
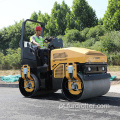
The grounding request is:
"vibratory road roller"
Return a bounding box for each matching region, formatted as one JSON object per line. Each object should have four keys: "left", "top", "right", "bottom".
{"left": 19, "top": 19, "right": 111, "bottom": 101}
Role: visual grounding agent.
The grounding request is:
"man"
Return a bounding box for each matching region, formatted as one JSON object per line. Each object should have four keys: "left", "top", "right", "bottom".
{"left": 30, "top": 26, "right": 43, "bottom": 49}
{"left": 30, "top": 26, "right": 47, "bottom": 66}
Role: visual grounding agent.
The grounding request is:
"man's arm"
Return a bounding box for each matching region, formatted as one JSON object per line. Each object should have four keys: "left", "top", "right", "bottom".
{"left": 32, "top": 40, "right": 40, "bottom": 48}
{"left": 31, "top": 36, "right": 40, "bottom": 48}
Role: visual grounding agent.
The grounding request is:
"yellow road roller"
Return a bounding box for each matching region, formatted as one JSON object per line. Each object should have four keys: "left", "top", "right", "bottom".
{"left": 19, "top": 19, "right": 111, "bottom": 101}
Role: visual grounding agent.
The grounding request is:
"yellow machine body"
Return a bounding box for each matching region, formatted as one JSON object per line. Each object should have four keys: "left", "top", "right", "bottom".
{"left": 50, "top": 47, "right": 109, "bottom": 98}
{"left": 21, "top": 65, "right": 35, "bottom": 92}
{"left": 51, "top": 47, "right": 107, "bottom": 70}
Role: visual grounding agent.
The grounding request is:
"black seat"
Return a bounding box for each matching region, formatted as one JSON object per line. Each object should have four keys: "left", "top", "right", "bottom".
{"left": 36, "top": 49, "right": 50, "bottom": 66}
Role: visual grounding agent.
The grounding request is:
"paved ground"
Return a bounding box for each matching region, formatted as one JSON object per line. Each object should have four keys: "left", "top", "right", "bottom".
{"left": 109, "top": 85, "right": 120, "bottom": 93}
{"left": 0, "top": 71, "right": 120, "bottom": 120}
{"left": 0, "top": 88, "right": 120, "bottom": 120}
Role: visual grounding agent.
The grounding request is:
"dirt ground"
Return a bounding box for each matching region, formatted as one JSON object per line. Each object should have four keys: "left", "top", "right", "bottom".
{"left": 0, "top": 70, "right": 20, "bottom": 76}
{"left": 0, "top": 70, "right": 119, "bottom": 85}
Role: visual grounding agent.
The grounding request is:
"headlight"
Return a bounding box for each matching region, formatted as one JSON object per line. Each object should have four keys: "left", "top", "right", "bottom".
{"left": 88, "top": 67, "right": 91, "bottom": 71}
{"left": 102, "top": 67, "right": 105, "bottom": 71}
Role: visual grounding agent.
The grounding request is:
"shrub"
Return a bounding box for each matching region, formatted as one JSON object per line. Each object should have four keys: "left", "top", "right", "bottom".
{"left": 104, "top": 31, "right": 120, "bottom": 52}
{"left": 86, "top": 25, "right": 106, "bottom": 38}
{"left": 63, "top": 41, "right": 74, "bottom": 48}
{"left": 107, "top": 52, "right": 120, "bottom": 65}
{"left": 81, "top": 38, "right": 96, "bottom": 48}
{"left": 73, "top": 41, "right": 82, "bottom": 47}
{"left": 80, "top": 27, "right": 90, "bottom": 41}
{"left": 91, "top": 41, "right": 103, "bottom": 51}
{"left": 0, "top": 48, "right": 21, "bottom": 69}
{"left": 63, "top": 29, "right": 83, "bottom": 43}
{"left": 57, "top": 35, "right": 63, "bottom": 39}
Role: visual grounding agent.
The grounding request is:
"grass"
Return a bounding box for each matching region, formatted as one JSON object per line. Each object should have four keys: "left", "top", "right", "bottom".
{"left": 107, "top": 66, "right": 120, "bottom": 71}
{"left": 0, "top": 69, "right": 20, "bottom": 76}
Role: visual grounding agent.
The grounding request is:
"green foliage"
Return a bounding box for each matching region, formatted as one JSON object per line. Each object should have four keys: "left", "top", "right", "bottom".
{"left": 103, "top": 0, "right": 120, "bottom": 30}
{"left": 86, "top": 25, "right": 106, "bottom": 38}
{"left": 73, "top": 41, "right": 82, "bottom": 47}
{"left": 46, "top": 1, "right": 71, "bottom": 36}
{"left": 30, "top": 12, "right": 38, "bottom": 21}
{"left": 63, "top": 29, "right": 83, "bottom": 43}
{"left": 0, "top": 0, "right": 120, "bottom": 68}
{"left": 57, "top": 35, "right": 63, "bottom": 39}
{"left": 101, "top": 38, "right": 116, "bottom": 53}
{"left": 63, "top": 41, "right": 74, "bottom": 48}
{"left": 65, "top": 11, "right": 75, "bottom": 32}
{"left": 91, "top": 41, "right": 102, "bottom": 51}
{"left": 0, "top": 48, "right": 21, "bottom": 69}
{"left": 0, "top": 21, "right": 35, "bottom": 52}
{"left": 81, "top": 38, "right": 96, "bottom": 48}
{"left": 37, "top": 11, "right": 50, "bottom": 35}
{"left": 0, "top": 28, "right": 10, "bottom": 54}
{"left": 72, "top": 0, "right": 98, "bottom": 31}
{"left": 80, "top": 27, "right": 90, "bottom": 41}
{"left": 107, "top": 52, "right": 120, "bottom": 65}
{"left": 0, "top": 52, "right": 4, "bottom": 65}
{"left": 108, "top": 31, "right": 120, "bottom": 50}
{"left": 98, "top": 18, "right": 103, "bottom": 25}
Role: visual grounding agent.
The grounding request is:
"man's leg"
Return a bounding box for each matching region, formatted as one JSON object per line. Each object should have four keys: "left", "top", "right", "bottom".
{"left": 38, "top": 49, "right": 45, "bottom": 66}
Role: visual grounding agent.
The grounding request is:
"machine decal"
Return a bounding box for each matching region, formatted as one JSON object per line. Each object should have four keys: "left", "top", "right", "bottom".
{"left": 66, "top": 63, "right": 83, "bottom": 95}
{"left": 21, "top": 65, "right": 35, "bottom": 92}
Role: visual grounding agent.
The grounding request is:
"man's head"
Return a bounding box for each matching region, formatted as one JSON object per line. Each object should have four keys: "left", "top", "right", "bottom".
{"left": 35, "top": 26, "right": 42, "bottom": 36}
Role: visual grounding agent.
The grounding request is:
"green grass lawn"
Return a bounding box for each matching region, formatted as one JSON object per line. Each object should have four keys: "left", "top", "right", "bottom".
{"left": 108, "top": 66, "right": 120, "bottom": 71}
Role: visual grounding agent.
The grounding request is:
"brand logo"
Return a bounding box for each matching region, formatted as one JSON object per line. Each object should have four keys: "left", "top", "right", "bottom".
{"left": 93, "top": 57, "right": 100, "bottom": 59}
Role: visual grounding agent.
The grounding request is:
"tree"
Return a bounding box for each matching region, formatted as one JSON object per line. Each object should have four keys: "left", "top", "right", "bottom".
{"left": 98, "top": 18, "right": 103, "bottom": 25}
{"left": 38, "top": 12, "right": 50, "bottom": 35}
{"left": 65, "top": 12, "right": 75, "bottom": 32}
{"left": 9, "top": 21, "right": 35, "bottom": 49}
{"left": 0, "top": 20, "right": 35, "bottom": 53}
{"left": 30, "top": 12, "right": 38, "bottom": 21}
{"left": 0, "top": 28, "right": 10, "bottom": 54}
{"left": 46, "top": 1, "right": 71, "bottom": 36}
{"left": 72, "top": 0, "right": 98, "bottom": 31}
{"left": 103, "top": 0, "right": 120, "bottom": 30}
{"left": 59, "top": 1, "right": 71, "bottom": 35}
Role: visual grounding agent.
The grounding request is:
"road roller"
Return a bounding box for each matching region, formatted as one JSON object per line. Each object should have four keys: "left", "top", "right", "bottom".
{"left": 19, "top": 19, "right": 111, "bottom": 101}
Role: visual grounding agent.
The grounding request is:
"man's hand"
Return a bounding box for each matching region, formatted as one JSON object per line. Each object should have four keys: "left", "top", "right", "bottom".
{"left": 44, "top": 40, "right": 48, "bottom": 43}
{"left": 37, "top": 44, "right": 41, "bottom": 49}
{"left": 32, "top": 40, "right": 41, "bottom": 49}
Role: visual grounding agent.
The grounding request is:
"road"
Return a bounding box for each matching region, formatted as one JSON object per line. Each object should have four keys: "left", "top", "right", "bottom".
{"left": 0, "top": 88, "right": 120, "bottom": 120}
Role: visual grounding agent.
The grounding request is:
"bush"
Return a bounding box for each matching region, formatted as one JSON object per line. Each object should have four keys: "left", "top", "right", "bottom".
{"left": 104, "top": 31, "right": 120, "bottom": 52}
{"left": 107, "top": 52, "right": 120, "bottom": 65}
{"left": 80, "top": 27, "right": 90, "bottom": 41}
{"left": 63, "top": 29, "right": 83, "bottom": 43}
{"left": 81, "top": 38, "right": 96, "bottom": 48}
{"left": 73, "top": 41, "right": 82, "bottom": 47}
{"left": 91, "top": 41, "right": 103, "bottom": 51}
{"left": 98, "top": 18, "right": 103, "bottom": 25}
{"left": 57, "top": 35, "right": 63, "bottom": 39}
{"left": 98, "top": 31, "right": 120, "bottom": 53}
{"left": 100, "top": 37, "right": 116, "bottom": 53}
{"left": 63, "top": 41, "right": 74, "bottom": 48}
{"left": 86, "top": 25, "right": 106, "bottom": 38}
{"left": 0, "top": 48, "right": 21, "bottom": 69}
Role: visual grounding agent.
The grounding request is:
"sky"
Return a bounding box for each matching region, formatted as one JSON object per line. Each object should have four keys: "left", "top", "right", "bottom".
{"left": 0, "top": 0, "right": 108, "bottom": 29}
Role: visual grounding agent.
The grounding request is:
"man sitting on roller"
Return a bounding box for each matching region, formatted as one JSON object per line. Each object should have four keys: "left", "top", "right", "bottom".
{"left": 30, "top": 26, "right": 43, "bottom": 49}
{"left": 30, "top": 26, "right": 47, "bottom": 66}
